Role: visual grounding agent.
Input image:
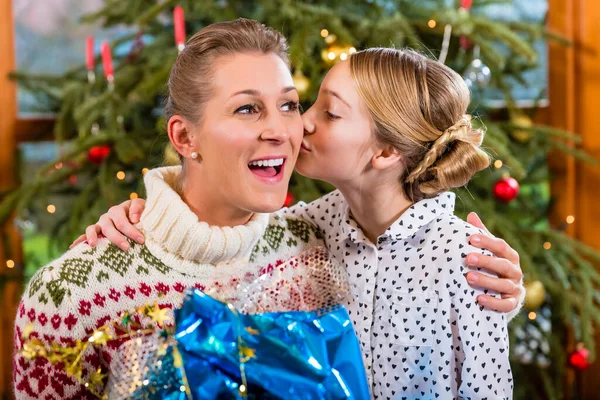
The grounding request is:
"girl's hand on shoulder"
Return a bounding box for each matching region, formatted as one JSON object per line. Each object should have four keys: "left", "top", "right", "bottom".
{"left": 465, "top": 212, "right": 524, "bottom": 314}
{"left": 69, "top": 198, "right": 147, "bottom": 252}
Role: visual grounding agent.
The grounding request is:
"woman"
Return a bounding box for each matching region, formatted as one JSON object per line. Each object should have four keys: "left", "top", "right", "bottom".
{"left": 79, "top": 45, "right": 521, "bottom": 398}
{"left": 13, "top": 19, "right": 329, "bottom": 399}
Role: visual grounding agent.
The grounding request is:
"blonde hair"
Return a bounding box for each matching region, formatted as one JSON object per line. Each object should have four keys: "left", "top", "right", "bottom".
{"left": 349, "top": 48, "right": 489, "bottom": 202}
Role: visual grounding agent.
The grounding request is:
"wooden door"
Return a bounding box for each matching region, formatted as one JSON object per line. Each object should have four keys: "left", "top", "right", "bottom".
{"left": 544, "top": 0, "right": 600, "bottom": 397}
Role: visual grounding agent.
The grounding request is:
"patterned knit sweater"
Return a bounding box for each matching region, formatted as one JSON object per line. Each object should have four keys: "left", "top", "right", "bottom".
{"left": 13, "top": 166, "right": 324, "bottom": 400}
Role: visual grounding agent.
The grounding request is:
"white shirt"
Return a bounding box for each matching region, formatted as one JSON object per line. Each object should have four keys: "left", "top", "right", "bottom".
{"left": 286, "top": 191, "right": 513, "bottom": 399}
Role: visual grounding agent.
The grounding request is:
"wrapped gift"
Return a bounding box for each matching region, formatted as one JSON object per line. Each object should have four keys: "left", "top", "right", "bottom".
{"left": 175, "top": 289, "right": 369, "bottom": 399}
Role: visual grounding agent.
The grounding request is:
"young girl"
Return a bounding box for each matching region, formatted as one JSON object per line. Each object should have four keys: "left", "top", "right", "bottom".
{"left": 76, "top": 48, "right": 519, "bottom": 397}
{"left": 293, "top": 48, "right": 512, "bottom": 398}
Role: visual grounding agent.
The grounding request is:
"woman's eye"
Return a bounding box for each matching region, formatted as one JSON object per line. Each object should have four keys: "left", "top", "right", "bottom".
{"left": 235, "top": 104, "right": 259, "bottom": 115}
{"left": 281, "top": 101, "right": 302, "bottom": 113}
{"left": 326, "top": 111, "right": 340, "bottom": 120}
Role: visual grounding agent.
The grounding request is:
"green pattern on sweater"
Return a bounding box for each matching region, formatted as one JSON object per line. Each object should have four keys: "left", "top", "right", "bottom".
{"left": 28, "top": 271, "right": 44, "bottom": 297}
{"left": 286, "top": 218, "right": 313, "bottom": 243}
{"left": 264, "top": 225, "right": 285, "bottom": 250}
{"left": 249, "top": 216, "right": 320, "bottom": 262}
{"left": 98, "top": 243, "right": 135, "bottom": 277}
{"left": 59, "top": 258, "right": 93, "bottom": 288}
{"left": 140, "top": 245, "right": 169, "bottom": 275}
{"left": 46, "top": 279, "right": 68, "bottom": 308}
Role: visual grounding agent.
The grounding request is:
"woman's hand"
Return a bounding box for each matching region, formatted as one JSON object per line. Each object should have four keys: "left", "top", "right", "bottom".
{"left": 465, "top": 212, "right": 524, "bottom": 314}
{"left": 70, "top": 198, "right": 147, "bottom": 251}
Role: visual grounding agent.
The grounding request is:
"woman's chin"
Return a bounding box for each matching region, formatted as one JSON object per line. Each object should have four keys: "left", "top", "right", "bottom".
{"left": 246, "top": 194, "right": 286, "bottom": 213}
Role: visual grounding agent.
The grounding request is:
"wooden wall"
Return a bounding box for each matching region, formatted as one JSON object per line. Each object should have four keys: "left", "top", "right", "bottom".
{"left": 544, "top": 0, "right": 600, "bottom": 397}
{"left": 0, "top": 1, "right": 23, "bottom": 399}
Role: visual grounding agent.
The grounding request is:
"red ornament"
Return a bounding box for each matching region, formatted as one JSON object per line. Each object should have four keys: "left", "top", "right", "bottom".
{"left": 569, "top": 345, "right": 591, "bottom": 370}
{"left": 493, "top": 177, "right": 519, "bottom": 203}
{"left": 87, "top": 145, "right": 111, "bottom": 165}
{"left": 284, "top": 192, "right": 295, "bottom": 207}
{"left": 460, "top": 0, "right": 473, "bottom": 10}
{"left": 459, "top": 36, "right": 472, "bottom": 50}
{"left": 68, "top": 175, "right": 78, "bottom": 185}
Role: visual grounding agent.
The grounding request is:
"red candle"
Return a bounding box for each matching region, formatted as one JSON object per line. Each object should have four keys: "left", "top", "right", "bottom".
{"left": 86, "top": 36, "right": 94, "bottom": 70}
{"left": 174, "top": 6, "right": 186, "bottom": 47}
{"left": 461, "top": 0, "right": 473, "bottom": 10}
{"left": 101, "top": 41, "right": 114, "bottom": 79}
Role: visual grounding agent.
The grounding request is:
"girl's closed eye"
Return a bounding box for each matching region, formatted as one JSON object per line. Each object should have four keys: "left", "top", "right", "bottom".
{"left": 235, "top": 103, "right": 260, "bottom": 115}
{"left": 326, "top": 110, "right": 341, "bottom": 121}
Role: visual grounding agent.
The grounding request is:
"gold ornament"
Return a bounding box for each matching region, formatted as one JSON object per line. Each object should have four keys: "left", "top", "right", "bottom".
{"left": 292, "top": 70, "right": 310, "bottom": 96}
{"left": 148, "top": 304, "right": 171, "bottom": 327}
{"left": 245, "top": 326, "right": 260, "bottom": 335}
{"left": 510, "top": 114, "right": 533, "bottom": 143}
{"left": 239, "top": 345, "right": 257, "bottom": 362}
{"left": 88, "top": 329, "right": 110, "bottom": 346}
{"left": 524, "top": 280, "right": 546, "bottom": 310}
{"left": 22, "top": 322, "right": 35, "bottom": 340}
{"left": 163, "top": 143, "right": 182, "bottom": 166}
{"left": 88, "top": 369, "right": 107, "bottom": 388}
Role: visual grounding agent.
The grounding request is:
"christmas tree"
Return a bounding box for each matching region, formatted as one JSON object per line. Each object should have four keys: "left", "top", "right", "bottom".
{"left": 2, "top": 1, "right": 600, "bottom": 398}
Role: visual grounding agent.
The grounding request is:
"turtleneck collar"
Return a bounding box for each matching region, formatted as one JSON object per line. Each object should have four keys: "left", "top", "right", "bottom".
{"left": 139, "top": 166, "right": 269, "bottom": 266}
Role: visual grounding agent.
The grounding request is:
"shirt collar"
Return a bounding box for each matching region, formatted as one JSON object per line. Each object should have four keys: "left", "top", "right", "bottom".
{"left": 336, "top": 192, "right": 456, "bottom": 243}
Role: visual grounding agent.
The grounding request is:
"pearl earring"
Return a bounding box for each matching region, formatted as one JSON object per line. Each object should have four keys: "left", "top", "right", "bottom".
{"left": 191, "top": 152, "right": 198, "bottom": 160}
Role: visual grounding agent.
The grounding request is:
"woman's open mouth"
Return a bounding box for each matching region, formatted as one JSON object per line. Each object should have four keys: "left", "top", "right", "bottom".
{"left": 248, "top": 157, "right": 286, "bottom": 184}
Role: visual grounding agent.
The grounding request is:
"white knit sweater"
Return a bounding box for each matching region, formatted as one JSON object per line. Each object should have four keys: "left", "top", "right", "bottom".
{"left": 13, "top": 166, "right": 324, "bottom": 399}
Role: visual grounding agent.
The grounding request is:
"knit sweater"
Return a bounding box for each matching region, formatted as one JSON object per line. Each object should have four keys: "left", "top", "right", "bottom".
{"left": 13, "top": 166, "right": 325, "bottom": 400}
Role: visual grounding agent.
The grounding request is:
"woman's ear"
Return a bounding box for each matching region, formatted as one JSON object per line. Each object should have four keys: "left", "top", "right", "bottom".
{"left": 167, "top": 115, "right": 198, "bottom": 159}
{"left": 371, "top": 145, "right": 402, "bottom": 171}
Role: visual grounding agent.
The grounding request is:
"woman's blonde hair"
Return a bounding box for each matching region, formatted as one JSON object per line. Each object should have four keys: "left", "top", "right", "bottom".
{"left": 349, "top": 47, "right": 489, "bottom": 202}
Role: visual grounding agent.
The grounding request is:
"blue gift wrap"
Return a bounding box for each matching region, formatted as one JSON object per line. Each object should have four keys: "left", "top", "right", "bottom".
{"left": 174, "top": 289, "right": 370, "bottom": 400}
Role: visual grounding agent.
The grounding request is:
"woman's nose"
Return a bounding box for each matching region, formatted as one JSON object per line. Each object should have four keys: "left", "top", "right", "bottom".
{"left": 260, "top": 113, "right": 291, "bottom": 143}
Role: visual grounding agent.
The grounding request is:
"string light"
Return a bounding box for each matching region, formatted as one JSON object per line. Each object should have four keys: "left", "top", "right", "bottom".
{"left": 494, "top": 160, "right": 503, "bottom": 169}
{"left": 47, "top": 205, "right": 56, "bottom": 214}
{"left": 130, "top": 192, "right": 138, "bottom": 200}
{"left": 142, "top": 168, "right": 149, "bottom": 175}
{"left": 340, "top": 53, "right": 348, "bottom": 61}
{"left": 566, "top": 215, "right": 575, "bottom": 224}
{"left": 325, "top": 34, "right": 337, "bottom": 45}
{"left": 116, "top": 171, "right": 126, "bottom": 180}
{"left": 349, "top": 47, "right": 357, "bottom": 54}
{"left": 327, "top": 52, "right": 336, "bottom": 60}
{"left": 528, "top": 312, "right": 537, "bottom": 320}
{"left": 320, "top": 29, "right": 329, "bottom": 38}
{"left": 543, "top": 242, "right": 552, "bottom": 250}
{"left": 6, "top": 260, "right": 15, "bottom": 269}
{"left": 428, "top": 20, "right": 437, "bottom": 28}
{"left": 55, "top": 162, "right": 63, "bottom": 169}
